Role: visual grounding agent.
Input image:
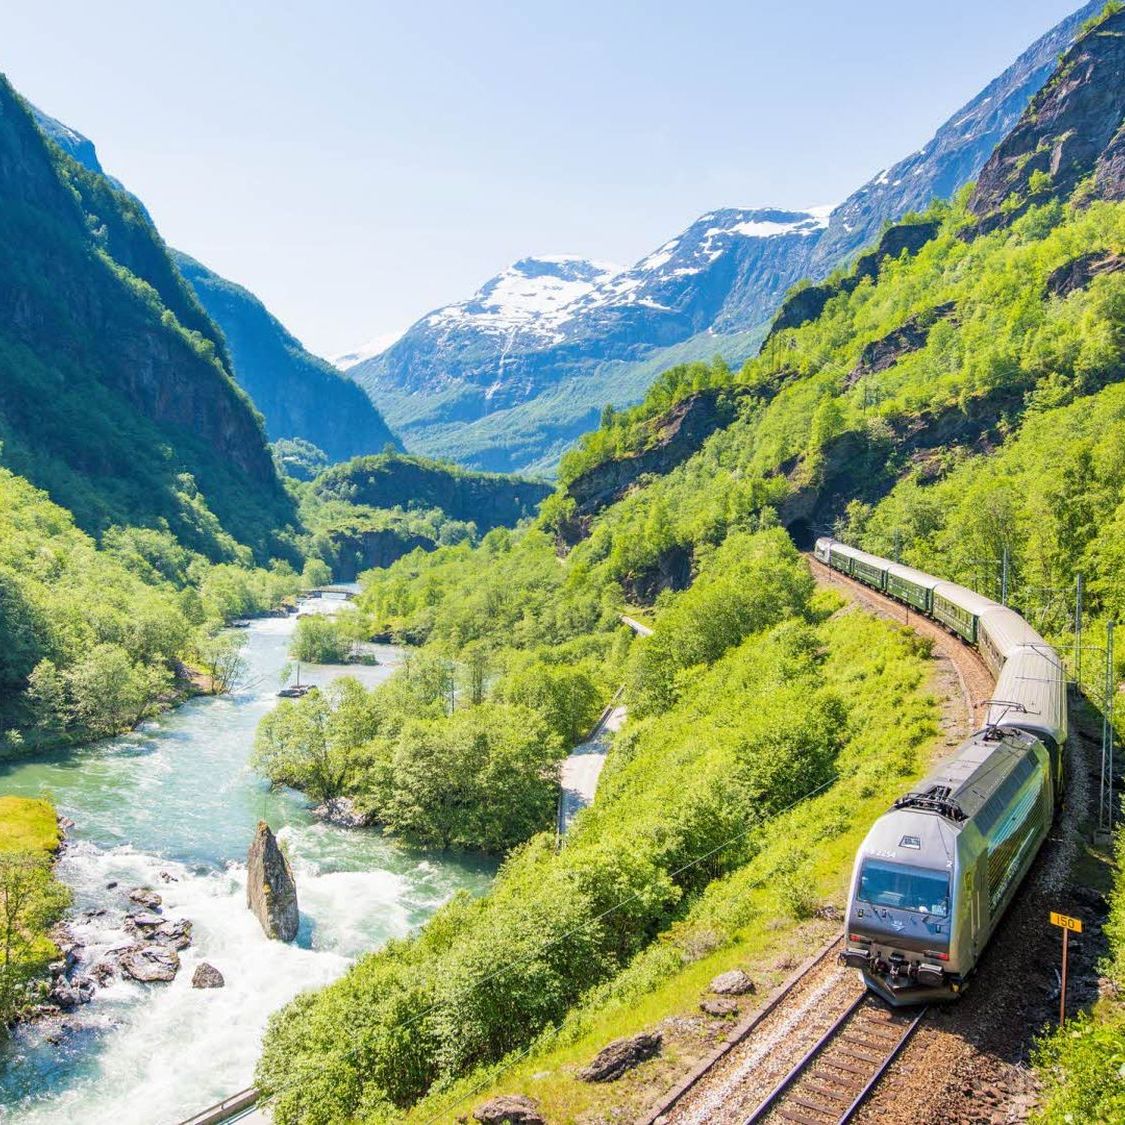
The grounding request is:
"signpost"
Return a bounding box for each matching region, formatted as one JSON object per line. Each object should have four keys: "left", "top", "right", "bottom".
{"left": 1050, "top": 911, "right": 1083, "bottom": 1026}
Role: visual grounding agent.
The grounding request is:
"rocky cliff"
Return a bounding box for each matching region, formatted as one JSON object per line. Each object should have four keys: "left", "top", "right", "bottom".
{"left": 0, "top": 78, "right": 293, "bottom": 557}
{"left": 969, "top": 6, "right": 1125, "bottom": 218}
{"left": 246, "top": 821, "right": 299, "bottom": 942}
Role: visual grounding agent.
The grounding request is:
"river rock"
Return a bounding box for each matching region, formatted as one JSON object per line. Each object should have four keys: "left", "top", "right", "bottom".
{"left": 128, "top": 887, "right": 162, "bottom": 910}
{"left": 158, "top": 870, "right": 179, "bottom": 883}
{"left": 246, "top": 821, "right": 299, "bottom": 941}
{"left": 192, "top": 962, "right": 225, "bottom": 989}
{"left": 124, "top": 912, "right": 164, "bottom": 935}
{"left": 709, "top": 969, "right": 755, "bottom": 995}
{"left": 152, "top": 919, "right": 193, "bottom": 950}
{"left": 473, "top": 1095, "right": 544, "bottom": 1124}
{"left": 89, "top": 961, "right": 116, "bottom": 986}
{"left": 577, "top": 1032, "right": 662, "bottom": 1082}
{"left": 118, "top": 945, "right": 180, "bottom": 983}
{"left": 311, "top": 796, "right": 374, "bottom": 829}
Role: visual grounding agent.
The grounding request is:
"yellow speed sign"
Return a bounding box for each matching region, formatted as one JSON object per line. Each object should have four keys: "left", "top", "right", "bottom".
{"left": 1050, "top": 911, "right": 1083, "bottom": 933}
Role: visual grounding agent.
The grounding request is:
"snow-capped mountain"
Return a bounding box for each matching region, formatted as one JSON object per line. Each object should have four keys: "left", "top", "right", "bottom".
{"left": 349, "top": 208, "right": 834, "bottom": 457}
{"left": 347, "top": 1, "right": 1102, "bottom": 476}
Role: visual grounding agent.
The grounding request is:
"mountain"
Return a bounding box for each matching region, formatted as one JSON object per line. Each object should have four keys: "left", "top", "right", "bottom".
{"left": 345, "top": 0, "right": 1103, "bottom": 476}
{"left": 30, "top": 106, "right": 401, "bottom": 466}
{"left": 172, "top": 252, "right": 401, "bottom": 462}
{"left": 0, "top": 76, "right": 293, "bottom": 558}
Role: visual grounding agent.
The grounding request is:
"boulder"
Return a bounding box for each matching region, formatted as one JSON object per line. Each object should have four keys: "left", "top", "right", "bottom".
{"left": 192, "top": 962, "right": 225, "bottom": 989}
{"left": 152, "top": 919, "right": 193, "bottom": 950}
{"left": 118, "top": 945, "right": 180, "bottom": 983}
{"left": 709, "top": 969, "right": 755, "bottom": 995}
{"left": 48, "top": 982, "right": 82, "bottom": 1011}
{"left": 246, "top": 821, "right": 299, "bottom": 941}
{"left": 124, "top": 912, "right": 164, "bottom": 936}
{"left": 700, "top": 998, "right": 739, "bottom": 1017}
{"left": 473, "top": 1095, "right": 544, "bottom": 1124}
{"left": 311, "top": 796, "right": 374, "bottom": 829}
{"left": 128, "top": 887, "right": 162, "bottom": 910}
{"left": 578, "top": 1032, "right": 662, "bottom": 1082}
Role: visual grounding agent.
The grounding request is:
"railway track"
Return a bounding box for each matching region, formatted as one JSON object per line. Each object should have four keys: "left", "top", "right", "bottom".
{"left": 747, "top": 995, "right": 926, "bottom": 1125}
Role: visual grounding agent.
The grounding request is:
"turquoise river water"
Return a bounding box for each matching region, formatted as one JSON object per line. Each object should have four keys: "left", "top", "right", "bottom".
{"left": 0, "top": 601, "right": 493, "bottom": 1125}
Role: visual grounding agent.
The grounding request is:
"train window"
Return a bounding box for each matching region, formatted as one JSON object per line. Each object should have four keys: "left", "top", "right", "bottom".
{"left": 857, "top": 859, "right": 950, "bottom": 917}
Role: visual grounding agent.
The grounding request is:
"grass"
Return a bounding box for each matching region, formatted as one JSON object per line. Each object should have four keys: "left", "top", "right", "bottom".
{"left": 405, "top": 603, "right": 951, "bottom": 1123}
{"left": 0, "top": 796, "right": 60, "bottom": 855}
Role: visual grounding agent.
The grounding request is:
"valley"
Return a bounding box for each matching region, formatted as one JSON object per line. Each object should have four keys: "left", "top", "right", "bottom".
{"left": 2, "top": 3, "right": 1125, "bottom": 1123}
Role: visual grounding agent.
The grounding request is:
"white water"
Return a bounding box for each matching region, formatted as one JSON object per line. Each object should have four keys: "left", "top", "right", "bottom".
{"left": 0, "top": 604, "right": 493, "bottom": 1125}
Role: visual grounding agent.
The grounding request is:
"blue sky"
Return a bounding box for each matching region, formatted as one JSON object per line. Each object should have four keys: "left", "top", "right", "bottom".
{"left": 2, "top": 1, "right": 1086, "bottom": 358}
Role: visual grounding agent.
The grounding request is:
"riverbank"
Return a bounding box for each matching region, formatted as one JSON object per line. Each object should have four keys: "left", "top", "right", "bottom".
{"left": 0, "top": 797, "right": 69, "bottom": 1032}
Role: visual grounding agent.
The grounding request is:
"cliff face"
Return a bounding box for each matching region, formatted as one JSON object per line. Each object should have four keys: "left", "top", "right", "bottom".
{"left": 174, "top": 253, "right": 402, "bottom": 464}
{"left": 562, "top": 390, "right": 736, "bottom": 535}
{"left": 0, "top": 78, "right": 293, "bottom": 557}
{"left": 969, "top": 7, "right": 1125, "bottom": 216}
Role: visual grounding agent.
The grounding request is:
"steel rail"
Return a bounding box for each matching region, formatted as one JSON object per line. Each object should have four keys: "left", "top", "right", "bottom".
{"left": 839, "top": 1005, "right": 928, "bottom": 1123}
{"left": 742, "top": 995, "right": 927, "bottom": 1125}
{"left": 743, "top": 993, "right": 866, "bottom": 1124}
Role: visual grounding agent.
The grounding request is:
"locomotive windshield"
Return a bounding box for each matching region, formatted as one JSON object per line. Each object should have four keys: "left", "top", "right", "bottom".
{"left": 857, "top": 859, "right": 950, "bottom": 917}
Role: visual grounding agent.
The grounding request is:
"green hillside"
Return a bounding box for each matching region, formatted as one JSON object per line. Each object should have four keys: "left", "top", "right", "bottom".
{"left": 0, "top": 75, "right": 294, "bottom": 560}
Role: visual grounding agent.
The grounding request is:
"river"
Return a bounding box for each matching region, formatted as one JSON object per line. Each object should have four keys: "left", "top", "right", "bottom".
{"left": 0, "top": 601, "right": 494, "bottom": 1125}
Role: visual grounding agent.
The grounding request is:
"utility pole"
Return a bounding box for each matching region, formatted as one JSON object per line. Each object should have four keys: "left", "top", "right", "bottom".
{"left": 1100, "top": 621, "right": 1116, "bottom": 838}
{"left": 893, "top": 528, "right": 902, "bottom": 564}
{"left": 1074, "top": 574, "right": 1084, "bottom": 689}
{"left": 1001, "top": 545, "right": 1009, "bottom": 607}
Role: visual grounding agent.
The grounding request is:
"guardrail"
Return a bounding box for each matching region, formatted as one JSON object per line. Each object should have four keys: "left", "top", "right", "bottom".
{"left": 175, "top": 1087, "right": 259, "bottom": 1125}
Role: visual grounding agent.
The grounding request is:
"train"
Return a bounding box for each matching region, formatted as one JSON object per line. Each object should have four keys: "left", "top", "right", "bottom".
{"left": 814, "top": 537, "right": 1068, "bottom": 1005}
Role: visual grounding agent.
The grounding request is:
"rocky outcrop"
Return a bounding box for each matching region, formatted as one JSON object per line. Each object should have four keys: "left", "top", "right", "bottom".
{"left": 845, "top": 302, "right": 956, "bottom": 385}
{"left": 323, "top": 528, "right": 436, "bottom": 582}
{"left": 127, "top": 887, "right": 162, "bottom": 910}
{"left": 473, "top": 1095, "right": 544, "bottom": 1124}
{"left": 312, "top": 797, "right": 375, "bottom": 829}
{"left": 563, "top": 389, "right": 737, "bottom": 530}
{"left": 577, "top": 1031, "right": 662, "bottom": 1082}
{"left": 968, "top": 8, "right": 1125, "bottom": 218}
{"left": 1045, "top": 250, "right": 1125, "bottom": 298}
{"left": 192, "top": 962, "right": 225, "bottom": 989}
{"left": 1093, "top": 120, "right": 1125, "bottom": 200}
{"left": 313, "top": 453, "right": 551, "bottom": 531}
{"left": 765, "top": 221, "right": 941, "bottom": 344}
{"left": 246, "top": 821, "right": 299, "bottom": 942}
{"left": 709, "top": 968, "right": 756, "bottom": 995}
